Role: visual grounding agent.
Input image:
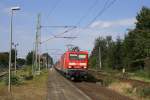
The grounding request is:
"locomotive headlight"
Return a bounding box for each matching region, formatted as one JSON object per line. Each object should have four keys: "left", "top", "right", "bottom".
{"left": 79, "top": 63, "right": 87, "bottom": 66}
{"left": 68, "top": 66, "right": 72, "bottom": 68}
{"left": 69, "top": 62, "right": 76, "bottom": 65}
{"left": 84, "top": 66, "right": 87, "bottom": 68}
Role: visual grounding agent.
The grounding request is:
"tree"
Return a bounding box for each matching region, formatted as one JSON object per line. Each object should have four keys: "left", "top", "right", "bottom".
{"left": 114, "top": 37, "right": 123, "bottom": 69}
{"left": 0, "top": 49, "right": 16, "bottom": 68}
{"left": 136, "top": 6, "right": 150, "bottom": 30}
{"left": 11, "top": 49, "right": 16, "bottom": 63}
{"left": 17, "top": 58, "right": 25, "bottom": 66}
{"left": 0, "top": 52, "right": 9, "bottom": 66}
{"left": 26, "top": 51, "right": 34, "bottom": 65}
{"left": 90, "top": 6, "right": 150, "bottom": 71}
{"left": 122, "top": 7, "right": 150, "bottom": 71}
{"left": 42, "top": 53, "right": 53, "bottom": 67}
{"left": 123, "top": 7, "right": 150, "bottom": 61}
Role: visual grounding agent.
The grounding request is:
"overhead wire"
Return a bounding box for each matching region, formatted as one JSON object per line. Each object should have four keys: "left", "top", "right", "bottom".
{"left": 44, "top": 0, "right": 117, "bottom": 59}
{"left": 67, "top": 0, "right": 117, "bottom": 47}
{"left": 86, "top": 0, "right": 117, "bottom": 27}
{"left": 41, "top": 27, "right": 76, "bottom": 44}
{"left": 67, "top": 0, "right": 100, "bottom": 43}
{"left": 76, "top": 0, "right": 99, "bottom": 26}
{"left": 68, "top": 0, "right": 111, "bottom": 43}
{"left": 42, "top": 0, "right": 62, "bottom": 48}
{"left": 47, "top": 0, "right": 62, "bottom": 18}
{"left": 43, "top": 0, "right": 117, "bottom": 45}
{"left": 42, "top": 0, "right": 77, "bottom": 44}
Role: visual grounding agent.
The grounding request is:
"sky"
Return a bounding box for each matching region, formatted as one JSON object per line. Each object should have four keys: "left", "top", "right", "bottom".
{"left": 0, "top": 0, "right": 150, "bottom": 61}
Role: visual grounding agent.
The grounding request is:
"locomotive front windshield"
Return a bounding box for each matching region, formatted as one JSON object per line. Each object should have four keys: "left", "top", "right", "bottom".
{"left": 69, "top": 54, "right": 86, "bottom": 60}
{"left": 78, "top": 54, "right": 86, "bottom": 60}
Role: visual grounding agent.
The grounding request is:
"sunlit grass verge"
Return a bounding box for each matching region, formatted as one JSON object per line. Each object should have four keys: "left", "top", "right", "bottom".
{"left": 4, "top": 75, "right": 23, "bottom": 86}
{"left": 129, "top": 70, "right": 150, "bottom": 82}
{"left": 109, "top": 82, "right": 150, "bottom": 100}
{"left": 0, "top": 65, "right": 48, "bottom": 100}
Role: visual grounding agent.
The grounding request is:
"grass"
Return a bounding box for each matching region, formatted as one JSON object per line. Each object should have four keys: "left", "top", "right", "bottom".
{"left": 97, "top": 67, "right": 150, "bottom": 82}
{"left": 109, "top": 81, "right": 150, "bottom": 100}
{"left": 0, "top": 65, "right": 48, "bottom": 100}
{"left": 130, "top": 70, "right": 150, "bottom": 82}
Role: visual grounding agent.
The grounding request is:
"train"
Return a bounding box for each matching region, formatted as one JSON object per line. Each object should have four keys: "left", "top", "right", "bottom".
{"left": 55, "top": 50, "right": 88, "bottom": 80}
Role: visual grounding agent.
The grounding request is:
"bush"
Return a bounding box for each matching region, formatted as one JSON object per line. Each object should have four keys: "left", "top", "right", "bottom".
{"left": 24, "top": 75, "right": 33, "bottom": 80}
{"left": 103, "top": 78, "right": 114, "bottom": 86}
{"left": 134, "top": 70, "right": 150, "bottom": 79}
{"left": 5, "top": 75, "right": 22, "bottom": 85}
{"left": 138, "top": 87, "right": 150, "bottom": 97}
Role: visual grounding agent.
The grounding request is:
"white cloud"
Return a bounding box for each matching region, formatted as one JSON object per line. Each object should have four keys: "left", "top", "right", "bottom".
{"left": 90, "top": 18, "right": 136, "bottom": 29}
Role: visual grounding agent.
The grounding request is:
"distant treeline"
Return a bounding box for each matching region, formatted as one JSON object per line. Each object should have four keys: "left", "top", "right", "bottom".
{"left": 89, "top": 6, "right": 150, "bottom": 72}
{"left": 0, "top": 50, "right": 53, "bottom": 68}
{"left": 0, "top": 49, "right": 25, "bottom": 68}
{"left": 0, "top": 52, "right": 9, "bottom": 66}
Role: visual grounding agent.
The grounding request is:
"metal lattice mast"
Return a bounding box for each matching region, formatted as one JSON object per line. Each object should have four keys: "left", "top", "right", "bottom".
{"left": 38, "top": 14, "right": 41, "bottom": 73}
{"left": 99, "top": 46, "right": 102, "bottom": 69}
{"left": 35, "top": 14, "right": 41, "bottom": 72}
{"left": 32, "top": 42, "right": 35, "bottom": 75}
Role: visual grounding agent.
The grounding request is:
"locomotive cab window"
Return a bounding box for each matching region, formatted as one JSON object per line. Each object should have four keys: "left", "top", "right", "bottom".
{"left": 69, "top": 54, "right": 87, "bottom": 60}
{"left": 78, "top": 54, "right": 86, "bottom": 60}
{"left": 69, "top": 54, "right": 78, "bottom": 60}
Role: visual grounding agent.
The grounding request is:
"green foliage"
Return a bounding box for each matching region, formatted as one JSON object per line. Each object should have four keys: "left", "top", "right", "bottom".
{"left": 125, "top": 85, "right": 150, "bottom": 98}
{"left": 138, "top": 87, "right": 150, "bottom": 97}
{"left": 5, "top": 75, "right": 22, "bottom": 85}
{"left": 11, "top": 49, "right": 16, "bottom": 63}
{"left": 90, "top": 6, "right": 150, "bottom": 72}
{"left": 42, "top": 53, "right": 53, "bottom": 66}
{"left": 0, "top": 52, "right": 9, "bottom": 66}
{"left": 17, "top": 58, "right": 26, "bottom": 66}
{"left": 102, "top": 77, "right": 114, "bottom": 86}
{"left": 16, "top": 65, "right": 33, "bottom": 81}
{"left": 26, "top": 51, "right": 34, "bottom": 65}
{"left": 134, "top": 70, "right": 150, "bottom": 79}
{"left": 90, "top": 36, "right": 123, "bottom": 70}
{"left": 24, "top": 75, "right": 33, "bottom": 80}
{"left": 136, "top": 6, "right": 150, "bottom": 30}
{"left": 89, "top": 56, "right": 97, "bottom": 68}
{"left": 123, "top": 7, "right": 150, "bottom": 64}
{"left": 125, "top": 88, "right": 133, "bottom": 94}
{"left": 0, "top": 49, "right": 16, "bottom": 66}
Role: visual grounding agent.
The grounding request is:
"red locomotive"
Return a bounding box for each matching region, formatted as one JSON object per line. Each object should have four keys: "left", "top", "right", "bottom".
{"left": 55, "top": 50, "right": 88, "bottom": 80}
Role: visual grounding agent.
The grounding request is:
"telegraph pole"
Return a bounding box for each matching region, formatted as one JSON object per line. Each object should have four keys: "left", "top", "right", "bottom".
{"left": 99, "top": 46, "right": 102, "bottom": 70}
{"left": 8, "top": 6, "right": 20, "bottom": 92}
{"left": 35, "top": 15, "right": 38, "bottom": 73}
{"left": 47, "top": 53, "right": 48, "bottom": 69}
{"left": 14, "top": 43, "right": 18, "bottom": 75}
{"left": 38, "top": 14, "right": 41, "bottom": 74}
{"left": 32, "top": 42, "right": 35, "bottom": 75}
{"left": 35, "top": 30, "right": 38, "bottom": 73}
{"left": 35, "top": 13, "right": 41, "bottom": 74}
